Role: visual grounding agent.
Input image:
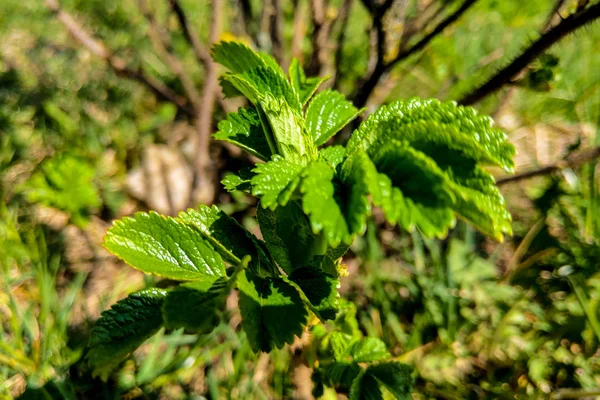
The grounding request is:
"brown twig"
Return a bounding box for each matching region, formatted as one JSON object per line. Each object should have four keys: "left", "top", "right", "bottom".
{"left": 45, "top": 0, "right": 193, "bottom": 115}
{"left": 167, "top": 0, "right": 211, "bottom": 65}
{"left": 137, "top": 0, "right": 203, "bottom": 110}
{"left": 542, "top": 0, "right": 568, "bottom": 32}
{"left": 353, "top": 0, "right": 478, "bottom": 108}
{"left": 332, "top": 0, "right": 354, "bottom": 89}
{"left": 269, "top": 0, "right": 285, "bottom": 67}
{"left": 306, "top": 0, "right": 330, "bottom": 76}
{"left": 497, "top": 146, "right": 600, "bottom": 186}
{"left": 459, "top": 2, "right": 600, "bottom": 106}
{"left": 191, "top": 0, "right": 223, "bottom": 206}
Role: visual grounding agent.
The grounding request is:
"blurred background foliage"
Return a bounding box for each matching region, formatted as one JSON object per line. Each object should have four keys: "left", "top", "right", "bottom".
{"left": 1, "top": 0, "right": 600, "bottom": 399}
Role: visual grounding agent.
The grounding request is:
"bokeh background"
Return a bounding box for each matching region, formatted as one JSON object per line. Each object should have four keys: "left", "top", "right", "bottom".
{"left": 2, "top": 0, "right": 600, "bottom": 398}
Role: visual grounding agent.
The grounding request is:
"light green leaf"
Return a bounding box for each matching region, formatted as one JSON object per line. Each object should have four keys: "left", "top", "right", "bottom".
{"left": 319, "top": 145, "right": 347, "bottom": 169}
{"left": 348, "top": 98, "right": 515, "bottom": 172}
{"left": 289, "top": 266, "right": 339, "bottom": 320}
{"left": 306, "top": 89, "right": 363, "bottom": 146}
{"left": 214, "top": 107, "right": 273, "bottom": 160}
{"left": 252, "top": 156, "right": 305, "bottom": 209}
{"left": 350, "top": 338, "right": 391, "bottom": 363}
{"left": 237, "top": 270, "right": 308, "bottom": 352}
{"left": 221, "top": 168, "right": 254, "bottom": 193}
{"left": 87, "top": 288, "right": 167, "bottom": 379}
{"left": 211, "top": 41, "right": 270, "bottom": 75}
{"left": 288, "top": 58, "right": 328, "bottom": 105}
{"left": 104, "top": 212, "right": 225, "bottom": 280}
{"left": 162, "top": 277, "right": 228, "bottom": 332}
{"left": 178, "top": 206, "right": 276, "bottom": 277}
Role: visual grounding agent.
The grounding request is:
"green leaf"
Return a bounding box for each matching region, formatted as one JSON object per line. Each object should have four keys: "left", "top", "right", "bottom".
{"left": 20, "top": 155, "right": 100, "bottom": 224}
{"left": 237, "top": 270, "right": 308, "bottom": 352}
{"left": 306, "top": 89, "right": 363, "bottom": 146}
{"left": 350, "top": 338, "right": 391, "bottom": 363}
{"left": 219, "top": 63, "right": 317, "bottom": 161}
{"left": 104, "top": 212, "right": 226, "bottom": 280}
{"left": 251, "top": 156, "right": 305, "bottom": 209}
{"left": 349, "top": 371, "right": 383, "bottom": 400}
{"left": 349, "top": 362, "right": 413, "bottom": 400}
{"left": 214, "top": 107, "right": 273, "bottom": 160}
{"left": 289, "top": 266, "right": 339, "bottom": 320}
{"left": 300, "top": 161, "right": 370, "bottom": 247}
{"left": 348, "top": 98, "right": 515, "bottom": 172}
{"left": 211, "top": 41, "right": 271, "bottom": 75}
{"left": 368, "top": 140, "right": 456, "bottom": 238}
{"left": 221, "top": 168, "right": 254, "bottom": 193}
{"left": 162, "top": 277, "right": 228, "bottom": 332}
{"left": 288, "top": 58, "right": 328, "bottom": 105}
{"left": 256, "top": 202, "right": 321, "bottom": 274}
{"left": 319, "top": 145, "right": 347, "bottom": 169}
{"left": 87, "top": 288, "right": 167, "bottom": 379}
{"left": 178, "top": 206, "right": 276, "bottom": 277}
{"left": 367, "top": 362, "right": 414, "bottom": 400}
{"left": 324, "top": 362, "right": 362, "bottom": 390}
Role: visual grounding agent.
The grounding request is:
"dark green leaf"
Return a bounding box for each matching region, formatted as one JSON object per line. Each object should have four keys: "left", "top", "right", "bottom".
{"left": 87, "top": 289, "right": 167, "bottom": 379}
{"left": 162, "top": 277, "right": 228, "bottom": 333}
{"left": 256, "top": 202, "right": 321, "bottom": 274}
{"left": 367, "top": 362, "right": 414, "bottom": 400}
{"left": 349, "top": 371, "right": 383, "bottom": 400}
{"left": 237, "top": 270, "right": 308, "bottom": 352}
{"left": 104, "top": 212, "right": 225, "bottom": 280}
{"left": 289, "top": 266, "right": 339, "bottom": 320}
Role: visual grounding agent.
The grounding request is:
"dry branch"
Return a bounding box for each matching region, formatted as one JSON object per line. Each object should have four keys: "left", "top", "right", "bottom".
{"left": 45, "top": 0, "right": 193, "bottom": 116}
{"left": 459, "top": 2, "right": 600, "bottom": 106}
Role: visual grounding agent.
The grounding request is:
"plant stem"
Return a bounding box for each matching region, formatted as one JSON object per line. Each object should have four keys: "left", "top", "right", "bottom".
{"left": 567, "top": 274, "right": 600, "bottom": 344}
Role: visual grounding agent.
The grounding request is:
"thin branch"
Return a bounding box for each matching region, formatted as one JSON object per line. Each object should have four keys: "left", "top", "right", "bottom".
{"left": 269, "top": 0, "right": 285, "bottom": 66}
{"left": 543, "top": 0, "right": 567, "bottom": 32}
{"left": 138, "top": 0, "right": 202, "bottom": 110}
{"left": 167, "top": 0, "right": 211, "bottom": 65}
{"left": 459, "top": 2, "right": 600, "bottom": 106}
{"left": 353, "top": 0, "right": 478, "bottom": 108}
{"left": 332, "top": 0, "right": 354, "bottom": 89}
{"left": 191, "top": 0, "right": 223, "bottom": 205}
{"left": 306, "top": 0, "right": 330, "bottom": 76}
{"left": 45, "top": 0, "right": 193, "bottom": 115}
{"left": 497, "top": 146, "right": 600, "bottom": 186}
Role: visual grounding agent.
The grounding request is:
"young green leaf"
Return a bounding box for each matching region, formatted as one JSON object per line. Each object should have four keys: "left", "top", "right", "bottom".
{"left": 306, "top": 89, "right": 363, "bottom": 146}
{"left": 251, "top": 156, "right": 304, "bottom": 209}
{"left": 349, "top": 337, "right": 391, "bottom": 363}
{"left": 162, "top": 277, "right": 228, "bottom": 332}
{"left": 288, "top": 58, "right": 328, "bottom": 105}
{"left": 211, "top": 41, "right": 274, "bottom": 76}
{"left": 348, "top": 98, "right": 515, "bottom": 172}
{"left": 221, "top": 169, "right": 254, "bottom": 193}
{"left": 214, "top": 107, "right": 273, "bottom": 160}
{"left": 87, "top": 288, "right": 167, "bottom": 379}
{"left": 104, "top": 212, "right": 226, "bottom": 280}
{"left": 237, "top": 270, "right": 308, "bottom": 352}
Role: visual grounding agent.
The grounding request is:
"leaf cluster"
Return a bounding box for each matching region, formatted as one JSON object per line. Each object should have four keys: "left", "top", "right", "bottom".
{"left": 88, "top": 41, "right": 515, "bottom": 396}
